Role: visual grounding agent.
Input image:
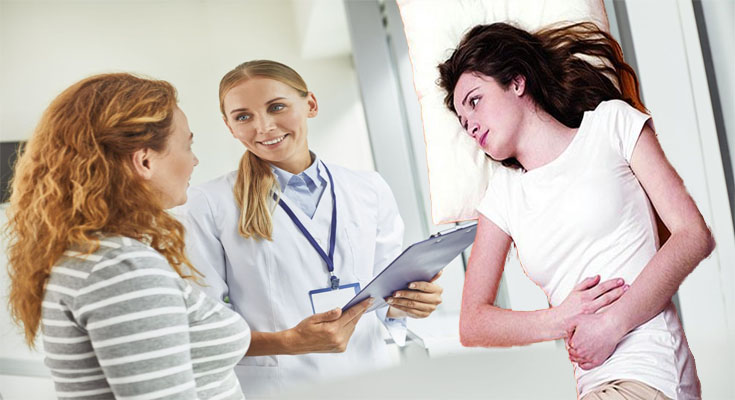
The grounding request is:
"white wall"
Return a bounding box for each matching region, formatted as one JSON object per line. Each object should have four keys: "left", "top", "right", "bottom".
{"left": 699, "top": 0, "right": 735, "bottom": 184}
{"left": 0, "top": 0, "right": 374, "bottom": 182}
{"left": 0, "top": 0, "right": 372, "bottom": 395}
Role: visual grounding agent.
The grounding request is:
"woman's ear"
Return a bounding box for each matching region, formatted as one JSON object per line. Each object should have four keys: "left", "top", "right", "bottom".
{"left": 306, "top": 92, "right": 319, "bottom": 118}
{"left": 132, "top": 148, "right": 154, "bottom": 180}
{"left": 512, "top": 75, "right": 526, "bottom": 96}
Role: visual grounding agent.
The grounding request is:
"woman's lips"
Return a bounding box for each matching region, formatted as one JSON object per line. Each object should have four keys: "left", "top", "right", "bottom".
{"left": 259, "top": 133, "right": 289, "bottom": 147}
{"left": 479, "top": 131, "right": 488, "bottom": 147}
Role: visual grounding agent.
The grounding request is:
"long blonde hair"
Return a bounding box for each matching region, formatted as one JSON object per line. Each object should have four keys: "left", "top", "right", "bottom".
{"left": 218, "top": 60, "right": 309, "bottom": 240}
{"left": 5, "top": 73, "right": 198, "bottom": 347}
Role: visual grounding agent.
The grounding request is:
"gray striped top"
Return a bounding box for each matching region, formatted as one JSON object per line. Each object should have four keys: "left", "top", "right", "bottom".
{"left": 41, "top": 236, "right": 250, "bottom": 399}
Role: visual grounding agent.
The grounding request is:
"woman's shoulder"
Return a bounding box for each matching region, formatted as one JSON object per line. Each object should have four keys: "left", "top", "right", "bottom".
{"left": 51, "top": 236, "right": 176, "bottom": 293}
{"left": 587, "top": 99, "right": 652, "bottom": 160}
{"left": 180, "top": 170, "right": 239, "bottom": 215}
{"left": 590, "top": 99, "right": 649, "bottom": 120}
{"left": 323, "top": 163, "right": 397, "bottom": 205}
{"left": 73, "top": 236, "right": 169, "bottom": 270}
{"left": 49, "top": 236, "right": 189, "bottom": 322}
{"left": 323, "top": 162, "right": 387, "bottom": 189}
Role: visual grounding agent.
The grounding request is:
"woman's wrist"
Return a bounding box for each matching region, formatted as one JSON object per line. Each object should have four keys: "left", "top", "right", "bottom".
{"left": 604, "top": 302, "right": 635, "bottom": 339}
{"left": 546, "top": 306, "right": 571, "bottom": 341}
{"left": 386, "top": 306, "right": 407, "bottom": 319}
{"left": 279, "top": 328, "right": 300, "bottom": 355}
{"left": 247, "top": 330, "right": 300, "bottom": 356}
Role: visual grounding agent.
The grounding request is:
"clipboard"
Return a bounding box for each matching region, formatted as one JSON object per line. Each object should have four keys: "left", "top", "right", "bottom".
{"left": 342, "top": 222, "right": 478, "bottom": 313}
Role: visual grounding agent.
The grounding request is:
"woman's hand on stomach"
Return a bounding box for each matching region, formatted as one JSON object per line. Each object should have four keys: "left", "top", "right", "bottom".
{"left": 553, "top": 275, "right": 629, "bottom": 339}
{"left": 567, "top": 311, "right": 628, "bottom": 370}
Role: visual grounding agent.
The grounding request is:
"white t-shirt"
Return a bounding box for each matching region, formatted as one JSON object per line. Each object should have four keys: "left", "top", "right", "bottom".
{"left": 477, "top": 100, "right": 700, "bottom": 399}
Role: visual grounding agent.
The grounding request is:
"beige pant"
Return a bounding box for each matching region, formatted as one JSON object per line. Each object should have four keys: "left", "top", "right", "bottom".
{"left": 582, "top": 380, "right": 672, "bottom": 400}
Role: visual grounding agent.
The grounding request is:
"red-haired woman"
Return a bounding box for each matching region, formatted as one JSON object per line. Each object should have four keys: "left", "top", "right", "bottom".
{"left": 6, "top": 73, "right": 250, "bottom": 399}
{"left": 438, "top": 22, "right": 713, "bottom": 400}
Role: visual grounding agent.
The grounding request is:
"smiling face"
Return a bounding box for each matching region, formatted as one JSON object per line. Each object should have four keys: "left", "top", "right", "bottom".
{"left": 222, "top": 77, "right": 317, "bottom": 173}
{"left": 452, "top": 72, "right": 526, "bottom": 161}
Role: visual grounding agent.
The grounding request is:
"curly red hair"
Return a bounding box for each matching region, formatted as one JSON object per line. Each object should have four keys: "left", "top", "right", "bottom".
{"left": 5, "top": 73, "right": 199, "bottom": 347}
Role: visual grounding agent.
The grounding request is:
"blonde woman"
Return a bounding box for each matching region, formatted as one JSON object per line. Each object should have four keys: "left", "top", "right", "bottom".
{"left": 179, "top": 60, "right": 443, "bottom": 397}
{"left": 6, "top": 73, "right": 250, "bottom": 399}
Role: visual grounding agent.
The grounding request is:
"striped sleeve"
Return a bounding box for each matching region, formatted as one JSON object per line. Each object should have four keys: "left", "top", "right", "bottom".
{"left": 70, "top": 253, "right": 198, "bottom": 400}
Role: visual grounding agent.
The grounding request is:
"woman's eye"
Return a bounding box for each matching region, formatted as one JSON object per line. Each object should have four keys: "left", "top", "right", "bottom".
{"left": 470, "top": 97, "right": 479, "bottom": 108}
{"left": 270, "top": 103, "right": 285, "bottom": 112}
{"left": 235, "top": 114, "right": 250, "bottom": 122}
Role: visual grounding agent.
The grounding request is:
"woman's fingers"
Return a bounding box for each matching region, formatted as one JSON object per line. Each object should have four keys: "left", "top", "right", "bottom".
{"left": 579, "top": 361, "right": 599, "bottom": 370}
{"left": 386, "top": 296, "right": 437, "bottom": 312}
{"left": 573, "top": 275, "right": 600, "bottom": 291}
{"left": 308, "top": 307, "right": 342, "bottom": 323}
{"left": 387, "top": 303, "right": 432, "bottom": 318}
{"left": 391, "top": 288, "right": 442, "bottom": 304}
{"left": 568, "top": 346, "right": 590, "bottom": 365}
{"left": 384, "top": 279, "right": 443, "bottom": 319}
{"left": 405, "top": 281, "right": 443, "bottom": 294}
{"left": 591, "top": 284, "right": 629, "bottom": 311}
{"left": 339, "top": 298, "right": 373, "bottom": 326}
{"left": 588, "top": 278, "right": 625, "bottom": 299}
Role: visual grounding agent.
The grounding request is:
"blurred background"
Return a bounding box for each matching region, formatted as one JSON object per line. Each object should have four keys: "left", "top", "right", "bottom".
{"left": 0, "top": 0, "right": 733, "bottom": 398}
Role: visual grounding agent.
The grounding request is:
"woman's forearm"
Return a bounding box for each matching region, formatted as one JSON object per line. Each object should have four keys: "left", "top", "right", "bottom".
{"left": 607, "top": 227, "right": 715, "bottom": 335}
{"left": 461, "top": 217, "right": 565, "bottom": 347}
{"left": 458, "top": 216, "right": 630, "bottom": 348}
{"left": 246, "top": 330, "right": 298, "bottom": 356}
{"left": 460, "top": 304, "right": 566, "bottom": 347}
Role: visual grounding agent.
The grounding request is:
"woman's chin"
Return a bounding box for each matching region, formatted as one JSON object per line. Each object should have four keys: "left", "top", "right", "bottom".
{"left": 482, "top": 147, "right": 499, "bottom": 161}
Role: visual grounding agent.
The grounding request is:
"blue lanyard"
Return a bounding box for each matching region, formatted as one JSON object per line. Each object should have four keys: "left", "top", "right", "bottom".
{"left": 274, "top": 163, "right": 339, "bottom": 290}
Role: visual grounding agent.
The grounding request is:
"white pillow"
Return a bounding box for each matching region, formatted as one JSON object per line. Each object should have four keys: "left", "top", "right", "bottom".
{"left": 396, "top": 0, "right": 609, "bottom": 224}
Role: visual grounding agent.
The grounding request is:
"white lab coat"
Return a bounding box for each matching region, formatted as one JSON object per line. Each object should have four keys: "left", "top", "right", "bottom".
{"left": 179, "top": 162, "right": 405, "bottom": 398}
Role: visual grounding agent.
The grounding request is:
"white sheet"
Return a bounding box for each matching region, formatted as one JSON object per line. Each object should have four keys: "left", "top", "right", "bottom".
{"left": 396, "top": 0, "right": 609, "bottom": 224}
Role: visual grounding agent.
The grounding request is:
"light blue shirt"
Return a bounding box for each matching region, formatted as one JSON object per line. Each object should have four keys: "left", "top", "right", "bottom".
{"left": 270, "top": 152, "right": 326, "bottom": 219}
{"left": 271, "top": 152, "right": 406, "bottom": 326}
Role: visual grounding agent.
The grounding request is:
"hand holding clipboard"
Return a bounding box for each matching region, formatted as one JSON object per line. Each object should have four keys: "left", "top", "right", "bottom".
{"left": 385, "top": 269, "right": 444, "bottom": 319}
{"left": 342, "top": 222, "right": 478, "bottom": 313}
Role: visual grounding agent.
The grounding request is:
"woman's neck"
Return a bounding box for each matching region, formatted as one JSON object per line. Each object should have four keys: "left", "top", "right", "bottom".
{"left": 271, "top": 151, "right": 313, "bottom": 175}
{"left": 514, "top": 108, "right": 578, "bottom": 171}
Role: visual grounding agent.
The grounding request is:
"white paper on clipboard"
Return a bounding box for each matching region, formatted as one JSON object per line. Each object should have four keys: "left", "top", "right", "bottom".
{"left": 342, "top": 223, "right": 478, "bottom": 313}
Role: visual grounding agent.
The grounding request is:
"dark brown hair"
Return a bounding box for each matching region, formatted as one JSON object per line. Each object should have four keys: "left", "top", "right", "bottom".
{"left": 438, "top": 22, "right": 645, "bottom": 168}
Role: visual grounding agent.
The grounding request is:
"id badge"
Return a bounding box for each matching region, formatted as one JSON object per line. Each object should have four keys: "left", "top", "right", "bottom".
{"left": 309, "top": 283, "right": 361, "bottom": 314}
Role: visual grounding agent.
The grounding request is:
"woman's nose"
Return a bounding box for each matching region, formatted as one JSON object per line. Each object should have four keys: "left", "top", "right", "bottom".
{"left": 467, "top": 121, "right": 480, "bottom": 138}
{"left": 255, "top": 114, "right": 276, "bottom": 135}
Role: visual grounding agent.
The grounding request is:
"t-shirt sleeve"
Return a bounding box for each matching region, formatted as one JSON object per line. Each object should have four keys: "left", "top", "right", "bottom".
{"left": 603, "top": 99, "right": 654, "bottom": 164}
{"left": 475, "top": 170, "right": 511, "bottom": 236}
